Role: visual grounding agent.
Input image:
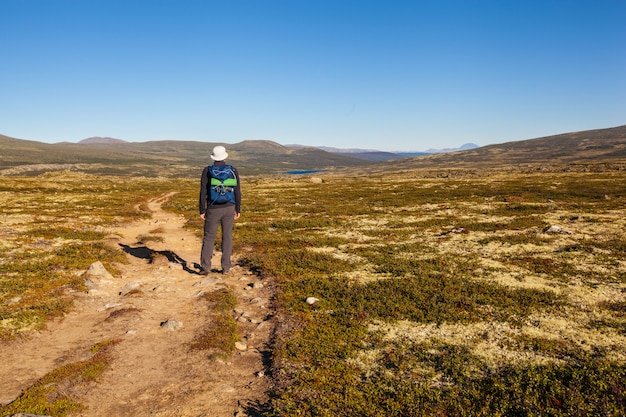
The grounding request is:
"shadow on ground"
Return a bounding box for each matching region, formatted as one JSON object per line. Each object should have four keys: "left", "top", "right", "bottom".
{"left": 119, "top": 243, "right": 202, "bottom": 275}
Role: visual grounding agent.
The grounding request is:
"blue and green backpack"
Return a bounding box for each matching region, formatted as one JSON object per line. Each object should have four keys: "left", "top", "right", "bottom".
{"left": 208, "top": 165, "right": 237, "bottom": 205}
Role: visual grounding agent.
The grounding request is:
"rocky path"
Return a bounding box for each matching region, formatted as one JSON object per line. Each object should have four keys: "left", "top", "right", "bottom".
{"left": 0, "top": 193, "right": 274, "bottom": 416}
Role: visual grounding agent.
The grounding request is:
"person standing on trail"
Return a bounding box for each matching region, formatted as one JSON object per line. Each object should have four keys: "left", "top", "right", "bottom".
{"left": 198, "top": 145, "right": 241, "bottom": 275}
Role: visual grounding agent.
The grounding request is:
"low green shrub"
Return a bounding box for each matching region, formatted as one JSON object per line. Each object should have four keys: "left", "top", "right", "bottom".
{"left": 190, "top": 288, "right": 240, "bottom": 359}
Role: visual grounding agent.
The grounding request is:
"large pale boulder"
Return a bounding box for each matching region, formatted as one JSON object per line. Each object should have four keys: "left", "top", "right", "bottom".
{"left": 84, "top": 261, "right": 114, "bottom": 279}
{"left": 83, "top": 261, "right": 114, "bottom": 293}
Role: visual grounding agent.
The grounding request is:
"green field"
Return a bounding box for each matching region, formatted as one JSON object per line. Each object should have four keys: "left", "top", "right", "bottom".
{"left": 2, "top": 168, "right": 625, "bottom": 416}
{"left": 178, "top": 169, "right": 626, "bottom": 416}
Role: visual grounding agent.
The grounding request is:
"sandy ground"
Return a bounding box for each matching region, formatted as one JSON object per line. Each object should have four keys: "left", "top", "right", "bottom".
{"left": 0, "top": 193, "right": 274, "bottom": 416}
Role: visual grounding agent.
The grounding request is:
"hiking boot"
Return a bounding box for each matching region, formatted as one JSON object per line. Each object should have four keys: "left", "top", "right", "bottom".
{"left": 198, "top": 269, "right": 210, "bottom": 276}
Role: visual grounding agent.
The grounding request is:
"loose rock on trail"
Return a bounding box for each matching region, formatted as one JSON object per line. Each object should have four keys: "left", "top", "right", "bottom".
{"left": 0, "top": 193, "right": 274, "bottom": 416}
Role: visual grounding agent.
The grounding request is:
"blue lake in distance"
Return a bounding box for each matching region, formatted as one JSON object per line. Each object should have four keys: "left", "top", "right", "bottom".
{"left": 284, "top": 170, "right": 326, "bottom": 175}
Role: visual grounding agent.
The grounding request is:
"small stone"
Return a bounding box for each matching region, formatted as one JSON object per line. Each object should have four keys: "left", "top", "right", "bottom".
{"left": 160, "top": 319, "right": 183, "bottom": 331}
{"left": 306, "top": 297, "right": 319, "bottom": 305}
{"left": 83, "top": 261, "right": 114, "bottom": 279}
{"left": 543, "top": 225, "right": 569, "bottom": 234}
{"left": 253, "top": 282, "right": 264, "bottom": 289}
{"left": 235, "top": 341, "right": 247, "bottom": 351}
{"left": 97, "top": 302, "right": 121, "bottom": 312}
{"left": 119, "top": 282, "right": 142, "bottom": 296}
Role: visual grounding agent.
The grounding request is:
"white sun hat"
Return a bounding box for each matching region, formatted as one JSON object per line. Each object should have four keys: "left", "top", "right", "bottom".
{"left": 210, "top": 145, "right": 229, "bottom": 161}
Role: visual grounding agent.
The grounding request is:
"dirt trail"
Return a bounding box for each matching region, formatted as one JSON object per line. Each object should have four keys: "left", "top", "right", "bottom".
{"left": 0, "top": 193, "right": 274, "bottom": 416}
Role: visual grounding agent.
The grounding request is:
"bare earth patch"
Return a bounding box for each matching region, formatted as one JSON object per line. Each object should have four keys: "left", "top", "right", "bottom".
{"left": 0, "top": 193, "right": 273, "bottom": 416}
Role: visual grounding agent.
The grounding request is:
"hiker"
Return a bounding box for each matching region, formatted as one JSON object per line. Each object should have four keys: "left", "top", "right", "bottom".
{"left": 198, "top": 145, "right": 241, "bottom": 275}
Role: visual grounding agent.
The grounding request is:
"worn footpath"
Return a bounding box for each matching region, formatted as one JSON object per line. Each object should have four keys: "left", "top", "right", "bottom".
{"left": 0, "top": 193, "right": 273, "bottom": 416}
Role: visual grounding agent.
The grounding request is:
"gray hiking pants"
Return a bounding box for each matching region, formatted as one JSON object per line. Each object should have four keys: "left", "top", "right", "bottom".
{"left": 201, "top": 205, "right": 235, "bottom": 272}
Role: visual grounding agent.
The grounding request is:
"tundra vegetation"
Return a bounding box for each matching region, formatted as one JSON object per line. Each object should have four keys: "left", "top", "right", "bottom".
{"left": 1, "top": 168, "right": 625, "bottom": 416}
{"left": 0, "top": 173, "right": 173, "bottom": 415}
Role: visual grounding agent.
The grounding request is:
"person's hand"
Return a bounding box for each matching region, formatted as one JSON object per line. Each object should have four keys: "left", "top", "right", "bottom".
{"left": 234, "top": 212, "right": 241, "bottom": 220}
{"left": 200, "top": 213, "right": 206, "bottom": 220}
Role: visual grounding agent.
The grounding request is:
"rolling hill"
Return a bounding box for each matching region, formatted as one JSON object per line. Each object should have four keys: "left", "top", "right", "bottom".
{"left": 1, "top": 124, "right": 625, "bottom": 177}
{"left": 0, "top": 136, "right": 371, "bottom": 177}
{"left": 378, "top": 124, "right": 626, "bottom": 173}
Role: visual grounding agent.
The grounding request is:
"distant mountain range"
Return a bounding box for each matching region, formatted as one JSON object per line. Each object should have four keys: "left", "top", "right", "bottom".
{"left": 424, "top": 143, "right": 480, "bottom": 153}
{"left": 79, "top": 136, "right": 129, "bottom": 144}
{"left": 0, "top": 136, "right": 371, "bottom": 177}
{"left": 287, "top": 143, "right": 479, "bottom": 162}
{"left": 1, "top": 125, "right": 625, "bottom": 177}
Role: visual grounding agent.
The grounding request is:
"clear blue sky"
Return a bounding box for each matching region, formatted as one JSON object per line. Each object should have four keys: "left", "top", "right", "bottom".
{"left": 1, "top": 0, "right": 625, "bottom": 151}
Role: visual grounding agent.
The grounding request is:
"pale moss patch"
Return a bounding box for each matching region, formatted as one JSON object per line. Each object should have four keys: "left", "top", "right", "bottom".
{"left": 324, "top": 229, "right": 377, "bottom": 243}
{"left": 471, "top": 340, "right": 563, "bottom": 368}
{"left": 564, "top": 282, "right": 626, "bottom": 306}
{"left": 353, "top": 217, "right": 391, "bottom": 228}
{"left": 525, "top": 312, "right": 626, "bottom": 359}
{"left": 367, "top": 304, "right": 626, "bottom": 370}
{"left": 368, "top": 320, "right": 561, "bottom": 368}
{"left": 343, "top": 269, "right": 394, "bottom": 284}
{"left": 306, "top": 246, "right": 392, "bottom": 283}
{"left": 476, "top": 268, "right": 563, "bottom": 292}
{"left": 0, "top": 238, "right": 15, "bottom": 251}
{"left": 306, "top": 246, "right": 360, "bottom": 262}
{"left": 346, "top": 347, "right": 381, "bottom": 377}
